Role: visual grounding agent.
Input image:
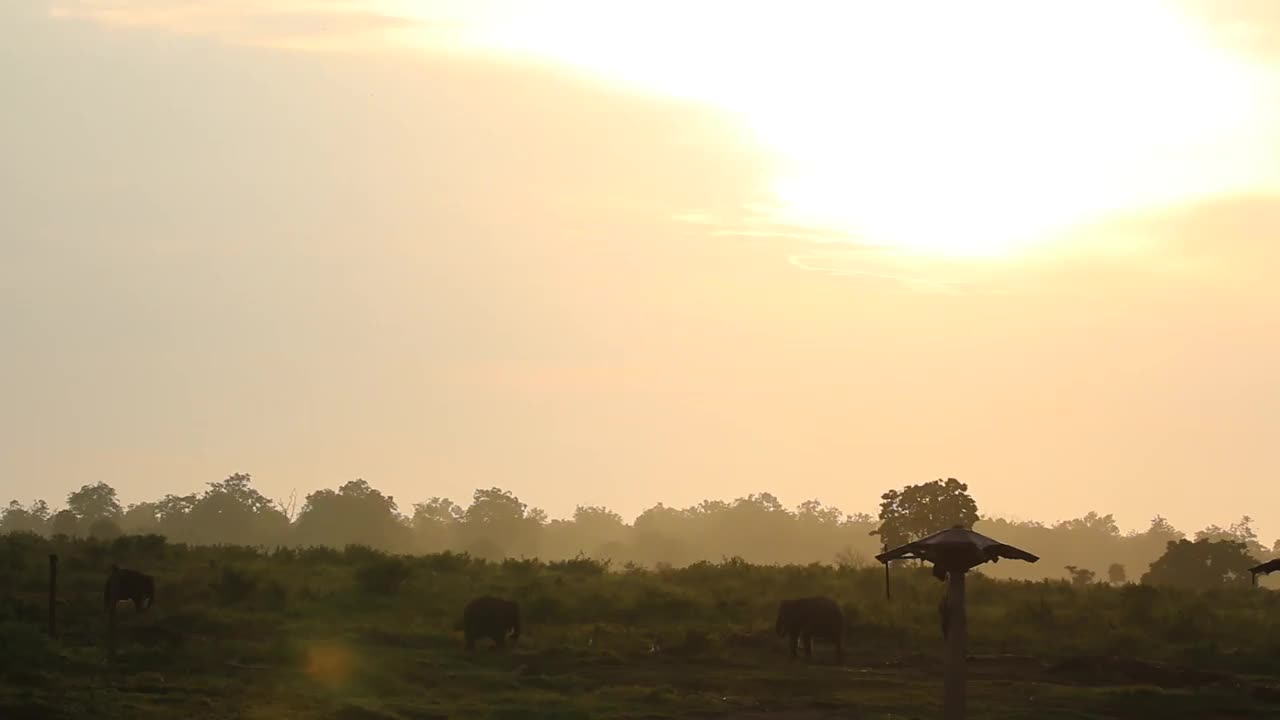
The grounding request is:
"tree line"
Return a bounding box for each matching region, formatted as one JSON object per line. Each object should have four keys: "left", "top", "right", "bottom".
{"left": 2, "top": 475, "right": 1275, "bottom": 589}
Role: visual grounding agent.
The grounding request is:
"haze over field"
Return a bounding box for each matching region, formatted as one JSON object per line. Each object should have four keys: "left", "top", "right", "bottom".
{"left": 3, "top": 1, "right": 1279, "bottom": 538}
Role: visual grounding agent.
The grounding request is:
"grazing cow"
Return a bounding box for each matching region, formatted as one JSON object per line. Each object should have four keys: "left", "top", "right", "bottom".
{"left": 775, "top": 596, "right": 844, "bottom": 663}
{"left": 104, "top": 565, "right": 154, "bottom": 613}
{"left": 461, "top": 596, "right": 521, "bottom": 650}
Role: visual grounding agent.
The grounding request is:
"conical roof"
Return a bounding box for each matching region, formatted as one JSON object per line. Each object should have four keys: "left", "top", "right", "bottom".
{"left": 875, "top": 525, "right": 1039, "bottom": 572}
{"left": 1249, "top": 559, "right": 1280, "bottom": 576}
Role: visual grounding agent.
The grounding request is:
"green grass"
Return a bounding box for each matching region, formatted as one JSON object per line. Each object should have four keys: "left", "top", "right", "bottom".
{"left": 3, "top": 534, "right": 1280, "bottom": 719}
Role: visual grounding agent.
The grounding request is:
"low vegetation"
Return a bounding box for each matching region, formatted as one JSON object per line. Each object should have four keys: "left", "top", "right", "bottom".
{"left": 4, "top": 533, "right": 1280, "bottom": 719}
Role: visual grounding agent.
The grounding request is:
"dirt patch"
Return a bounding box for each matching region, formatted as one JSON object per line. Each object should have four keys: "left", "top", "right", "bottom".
{"left": 0, "top": 700, "right": 70, "bottom": 720}
{"left": 1048, "top": 656, "right": 1231, "bottom": 688}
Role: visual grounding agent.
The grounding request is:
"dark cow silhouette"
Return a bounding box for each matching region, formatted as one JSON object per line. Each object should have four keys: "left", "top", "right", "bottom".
{"left": 775, "top": 596, "right": 844, "bottom": 663}
{"left": 461, "top": 596, "right": 521, "bottom": 650}
{"left": 104, "top": 565, "right": 154, "bottom": 613}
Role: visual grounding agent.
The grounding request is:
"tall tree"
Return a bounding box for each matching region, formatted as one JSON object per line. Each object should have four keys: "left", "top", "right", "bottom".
{"left": 1141, "top": 539, "right": 1258, "bottom": 590}
{"left": 1195, "top": 516, "right": 1266, "bottom": 557}
{"left": 49, "top": 509, "right": 79, "bottom": 537}
{"left": 65, "top": 482, "right": 123, "bottom": 524}
{"left": 1064, "top": 565, "right": 1096, "bottom": 587}
{"left": 0, "top": 500, "right": 50, "bottom": 535}
{"left": 458, "top": 487, "right": 540, "bottom": 558}
{"left": 410, "top": 497, "right": 462, "bottom": 552}
{"left": 185, "top": 474, "right": 288, "bottom": 546}
{"left": 871, "top": 478, "right": 979, "bottom": 549}
{"left": 795, "top": 499, "right": 843, "bottom": 526}
{"left": 1146, "top": 515, "right": 1184, "bottom": 541}
{"left": 121, "top": 502, "right": 160, "bottom": 534}
{"left": 295, "top": 479, "right": 409, "bottom": 551}
{"left": 1055, "top": 511, "right": 1120, "bottom": 536}
{"left": 1107, "top": 563, "right": 1127, "bottom": 585}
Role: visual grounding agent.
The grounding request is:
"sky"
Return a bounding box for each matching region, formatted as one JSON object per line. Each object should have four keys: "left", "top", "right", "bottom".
{"left": 3, "top": 1, "right": 1279, "bottom": 540}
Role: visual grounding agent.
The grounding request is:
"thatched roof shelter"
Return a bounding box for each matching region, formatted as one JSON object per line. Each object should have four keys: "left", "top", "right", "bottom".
{"left": 875, "top": 526, "right": 1038, "bottom": 720}
{"left": 1249, "top": 559, "right": 1280, "bottom": 587}
{"left": 875, "top": 525, "right": 1040, "bottom": 573}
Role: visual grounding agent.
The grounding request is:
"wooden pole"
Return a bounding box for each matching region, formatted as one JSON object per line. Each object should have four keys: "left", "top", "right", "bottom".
{"left": 107, "top": 566, "right": 119, "bottom": 661}
{"left": 944, "top": 569, "right": 967, "bottom": 720}
{"left": 47, "top": 554, "right": 57, "bottom": 638}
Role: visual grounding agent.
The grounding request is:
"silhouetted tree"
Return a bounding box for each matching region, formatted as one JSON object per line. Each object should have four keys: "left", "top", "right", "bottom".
{"left": 185, "top": 474, "right": 288, "bottom": 546}
{"left": 1, "top": 500, "right": 50, "bottom": 535}
{"left": 65, "top": 482, "right": 123, "bottom": 530}
{"left": 88, "top": 517, "right": 122, "bottom": 540}
{"left": 796, "top": 499, "right": 843, "bottom": 526}
{"left": 1146, "top": 515, "right": 1184, "bottom": 541}
{"left": 571, "top": 505, "right": 628, "bottom": 554}
{"left": 1064, "top": 565, "right": 1096, "bottom": 587}
{"left": 872, "top": 478, "right": 979, "bottom": 549}
{"left": 633, "top": 503, "right": 694, "bottom": 566}
{"left": 459, "top": 487, "right": 542, "bottom": 558}
{"left": 410, "top": 497, "right": 463, "bottom": 552}
{"left": 120, "top": 502, "right": 160, "bottom": 534}
{"left": 1108, "top": 562, "right": 1127, "bottom": 585}
{"left": 1055, "top": 511, "right": 1120, "bottom": 536}
{"left": 1195, "top": 516, "right": 1267, "bottom": 557}
{"left": 294, "top": 479, "right": 408, "bottom": 551}
{"left": 1141, "top": 539, "right": 1258, "bottom": 590}
{"left": 152, "top": 493, "right": 198, "bottom": 539}
{"left": 49, "top": 509, "right": 79, "bottom": 537}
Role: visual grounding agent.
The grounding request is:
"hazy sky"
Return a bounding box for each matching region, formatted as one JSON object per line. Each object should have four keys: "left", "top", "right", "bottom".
{"left": 3, "top": 1, "right": 1279, "bottom": 540}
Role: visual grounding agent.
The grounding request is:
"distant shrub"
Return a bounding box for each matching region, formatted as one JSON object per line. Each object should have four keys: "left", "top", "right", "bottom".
{"left": 501, "top": 557, "right": 540, "bottom": 576}
{"left": 343, "top": 544, "right": 384, "bottom": 564}
{"left": 525, "top": 594, "right": 567, "bottom": 623}
{"left": 88, "top": 518, "right": 123, "bottom": 540}
{"left": 354, "top": 556, "right": 411, "bottom": 595}
{"left": 548, "top": 554, "right": 609, "bottom": 576}
{"left": 3, "top": 532, "right": 46, "bottom": 566}
{"left": 260, "top": 579, "right": 289, "bottom": 610}
{"left": 422, "top": 551, "right": 473, "bottom": 573}
{"left": 298, "top": 545, "right": 341, "bottom": 564}
{"left": 216, "top": 565, "right": 259, "bottom": 605}
{"left": 270, "top": 546, "right": 298, "bottom": 562}
{"left": 0, "top": 621, "right": 57, "bottom": 673}
{"left": 630, "top": 584, "right": 703, "bottom": 620}
{"left": 111, "top": 533, "right": 167, "bottom": 561}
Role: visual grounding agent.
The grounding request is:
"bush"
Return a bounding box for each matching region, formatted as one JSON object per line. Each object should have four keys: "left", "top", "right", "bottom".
{"left": 548, "top": 554, "right": 610, "bottom": 576}
{"left": 354, "top": 557, "right": 412, "bottom": 595}
{"left": 88, "top": 518, "right": 122, "bottom": 540}
{"left": 422, "top": 551, "right": 472, "bottom": 573}
{"left": 216, "top": 565, "right": 259, "bottom": 605}
{"left": 0, "top": 621, "right": 57, "bottom": 673}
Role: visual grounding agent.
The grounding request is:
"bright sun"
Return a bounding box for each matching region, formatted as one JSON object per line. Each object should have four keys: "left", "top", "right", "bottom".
{"left": 400, "top": 1, "right": 1276, "bottom": 260}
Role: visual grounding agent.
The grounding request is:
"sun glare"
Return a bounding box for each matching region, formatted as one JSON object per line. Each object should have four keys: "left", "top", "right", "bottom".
{"left": 401, "top": 1, "right": 1278, "bottom": 260}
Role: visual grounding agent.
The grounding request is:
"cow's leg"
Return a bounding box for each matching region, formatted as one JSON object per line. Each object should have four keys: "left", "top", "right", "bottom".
{"left": 802, "top": 633, "right": 813, "bottom": 658}
{"left": 789, "top": 632, "right": 798, "bottom": 659}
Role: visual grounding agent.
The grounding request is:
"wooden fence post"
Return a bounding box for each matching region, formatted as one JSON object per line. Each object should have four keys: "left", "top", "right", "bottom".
{"left": 944, "top": 570, "right": 968, "bottom": 720}
{"left": 47, "top": 554, "right": 57, "bottom": 638}
{"left": 107, "top": 565, "right": 119, "bottom": 661}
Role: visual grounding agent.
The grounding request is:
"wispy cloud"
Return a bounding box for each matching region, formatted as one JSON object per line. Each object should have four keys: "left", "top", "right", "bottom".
{"left": 676, "top": 209, "right": 1022, "bottom": 295}
{"left": 47, "top": 0, "right": 441, "bottom": 50}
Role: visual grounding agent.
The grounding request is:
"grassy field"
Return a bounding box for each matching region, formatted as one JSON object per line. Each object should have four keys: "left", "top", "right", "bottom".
{"left": 3, "top": 533, "right": 1280, "bottom": 719}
